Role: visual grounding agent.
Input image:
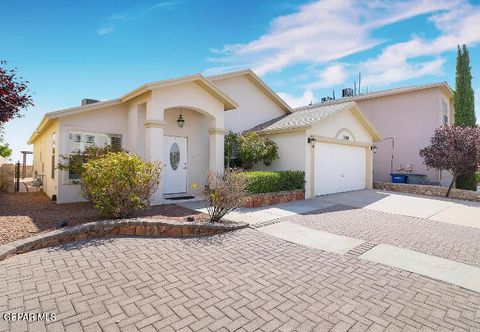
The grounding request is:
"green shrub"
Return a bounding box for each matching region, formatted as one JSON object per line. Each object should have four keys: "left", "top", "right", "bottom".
{"left": 239, "top": 132, "right": 279, "bottom": 170}
{"left": 81, "top": 152, "right": 162, "bottom": 219}
{"left": 243, "top": 170, "right": 305, "bottom": 194}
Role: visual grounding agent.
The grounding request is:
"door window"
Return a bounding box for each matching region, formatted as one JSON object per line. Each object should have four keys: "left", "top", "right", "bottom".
{"left": 170, "top": 143, "right": 180, "bottom": 170}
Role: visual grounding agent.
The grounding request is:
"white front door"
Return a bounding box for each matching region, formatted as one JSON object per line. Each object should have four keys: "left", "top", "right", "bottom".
{"left": 163, "top": 136, "right": 187, "bottom": 194}
{"left": 314, "top": 142, "right": 366, "bottom": 196}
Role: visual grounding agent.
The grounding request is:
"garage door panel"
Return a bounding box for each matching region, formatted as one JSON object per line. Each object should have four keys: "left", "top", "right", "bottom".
{"left": 314, "top": 143, "right": 366, "bottom": 196}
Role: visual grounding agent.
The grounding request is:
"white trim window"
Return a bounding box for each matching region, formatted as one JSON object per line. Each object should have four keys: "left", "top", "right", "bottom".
{"left": 67, "top": 131, "right": 122, "bottom": 180}
{"left": 442, "top": 100, "right": 449, "bottom": 125}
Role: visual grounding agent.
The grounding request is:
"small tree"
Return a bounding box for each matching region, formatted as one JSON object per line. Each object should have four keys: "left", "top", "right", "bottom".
{"left": 419, "top": 125, "right": 480, "bottom": 197}
{"left": 204, "top": 169, "right": 247, "bottom": 222}
{"left": 0, "top": 61, "right": 33, "bottom": 126}
{"left": 81, "top": 152, "right": 162, "bottom": 219}
{"left": 224, "top": 131, "right": 240, "bottom": 168}
{"left": 454, "top": 45, "right": 477, "bottom": 190}
{"left": 239, "top": 131, "right": 279, "bottom": 170}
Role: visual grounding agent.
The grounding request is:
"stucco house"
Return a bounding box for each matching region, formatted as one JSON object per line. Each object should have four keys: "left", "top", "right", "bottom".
{"left": 28, "top": 69, "right": 381, "bottom": 204}
{"left": 296, "top": 82, "right": 454, "bottom": 186}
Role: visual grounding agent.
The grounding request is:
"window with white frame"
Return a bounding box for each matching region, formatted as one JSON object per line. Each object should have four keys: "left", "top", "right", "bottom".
{"left": 67, "top": 131, "right": 122, "bottom": 180}
{"left": 443, "top": 100, "right": 449, "bottom": 125}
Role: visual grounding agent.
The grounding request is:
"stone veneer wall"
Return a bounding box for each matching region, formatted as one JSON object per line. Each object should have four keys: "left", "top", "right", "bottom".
{"left": 0, "top": 218, "right": 248, "bottom": 261}
{"left": 244, "top": 189, "right": 305, "bottom": 208}
{"left": 374, "top": 182, "right": 480, "bottom": 202}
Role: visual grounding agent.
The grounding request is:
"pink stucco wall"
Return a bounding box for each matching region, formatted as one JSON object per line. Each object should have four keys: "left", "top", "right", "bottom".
{"left": 356, "top": 87, "right": 453, "bottom": 185}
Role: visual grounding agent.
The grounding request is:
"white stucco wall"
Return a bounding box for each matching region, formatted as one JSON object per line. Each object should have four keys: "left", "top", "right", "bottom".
{"left": 254, "top": 130, "right": 307, "bottom": 172}
{"left": 310, "top": 109, "right": 373, "bottom": 144}
{"left": 149, "top": 82, "right": 225, "bottom": 125}
{"left": 56, "top": 104, "right": 128, "bottom": 203}
{"left": 212, "top": 75, "right": 286, "bottom": 133}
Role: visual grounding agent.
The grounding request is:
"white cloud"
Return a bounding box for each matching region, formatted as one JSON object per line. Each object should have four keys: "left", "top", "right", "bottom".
{"left": 208, "top": 0, "right": 480, "bottom": 90}
{"left": 307, "top": 64, "right": 348, "bottom": 89}
{"left": 277, "top": 89, "right": 315, "bottom": 108}
{"left": 357, "top": 2, "right": 480, "bottom": 87}
{"left": 98, "top": 1, "right": 177, "bottom": 36}
{"left": 208, "top": 0, "right": 454, "bottom": 76}
{"left": 97, "top": 25, "right": 115, "bottom": 35}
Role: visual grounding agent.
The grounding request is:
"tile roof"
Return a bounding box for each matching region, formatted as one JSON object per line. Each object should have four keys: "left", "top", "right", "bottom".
{"left": 252, "top": 102, "right": 355, "bottom": 132}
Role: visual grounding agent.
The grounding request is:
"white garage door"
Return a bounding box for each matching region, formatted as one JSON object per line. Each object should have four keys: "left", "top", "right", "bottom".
{"left": 314, "top": 142, "right": 366, "bottom": 196}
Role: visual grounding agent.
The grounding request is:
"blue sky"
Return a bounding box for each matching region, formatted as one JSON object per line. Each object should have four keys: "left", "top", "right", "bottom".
{"left": 2, "top": 0, "right": 480, "bottom": 162}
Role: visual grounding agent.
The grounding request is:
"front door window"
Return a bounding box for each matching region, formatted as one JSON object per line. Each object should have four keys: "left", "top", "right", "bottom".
{"left": 170, "top": 143, "right": 180, "bottom": 170}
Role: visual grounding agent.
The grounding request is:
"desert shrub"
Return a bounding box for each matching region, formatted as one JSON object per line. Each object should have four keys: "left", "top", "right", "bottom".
{"left": 81, "top": 152, "right": 162, "bottom": 219}
{"left": 243, "top": 171, "right": 305, "bottom": 194}
{"left": 239, "top": 132, "right": 279, "bottom": 170}
{"left": 204, "top": 169, "right": 247, "bottom": 222}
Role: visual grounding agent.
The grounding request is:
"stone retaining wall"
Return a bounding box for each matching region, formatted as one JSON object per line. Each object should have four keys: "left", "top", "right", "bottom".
{"left": 374, "top": 182, "right": 480, "bottom": 202}
{"left": 244, "top": 189, "right": 305, "bottom": 208}
{"left": 0, "top": 218, "right": 248, "bottom": 261}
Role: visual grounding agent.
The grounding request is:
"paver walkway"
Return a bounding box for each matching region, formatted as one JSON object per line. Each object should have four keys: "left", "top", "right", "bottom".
{"left": 284, "top": 204, "right": 480, "bottom": 268}
{"left": 1, "top": 226, "right": 480, "bottom": 331}
{"left": 2, "top": 191, "right": 480, "bottom": 331}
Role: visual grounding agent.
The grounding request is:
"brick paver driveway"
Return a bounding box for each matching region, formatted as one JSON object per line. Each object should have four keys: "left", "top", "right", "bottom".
{"left": 2, "top": 205, "right": 480, "bottom": 331}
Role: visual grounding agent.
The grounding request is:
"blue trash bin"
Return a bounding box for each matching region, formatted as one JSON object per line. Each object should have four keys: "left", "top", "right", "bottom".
{"left": 390, "top": 174, "right": 407, "bottom": 183}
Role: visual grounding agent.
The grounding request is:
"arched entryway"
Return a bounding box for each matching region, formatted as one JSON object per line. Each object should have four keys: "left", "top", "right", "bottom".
{"left": 162, "top": 107, "right": 216, "bottom": 196}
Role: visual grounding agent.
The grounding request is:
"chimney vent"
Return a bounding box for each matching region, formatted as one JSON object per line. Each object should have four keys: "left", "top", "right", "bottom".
{"left": 81, "top": 98, "right": 100, "bottom": 106}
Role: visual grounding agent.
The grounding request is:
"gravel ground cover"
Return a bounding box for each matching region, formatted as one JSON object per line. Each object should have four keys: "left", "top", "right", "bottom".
{"left": 0, "top": 192, "right": 209, "bottom": 245}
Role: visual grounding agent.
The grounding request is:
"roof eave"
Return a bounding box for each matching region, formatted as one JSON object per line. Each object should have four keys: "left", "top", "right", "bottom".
{"left": 120, "top": 74, "right": 239, "bottom": 110}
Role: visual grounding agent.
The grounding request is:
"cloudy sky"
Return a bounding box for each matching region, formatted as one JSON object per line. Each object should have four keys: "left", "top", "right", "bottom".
{"left": 1, "top": 0, "right": 480, "bottom": 161}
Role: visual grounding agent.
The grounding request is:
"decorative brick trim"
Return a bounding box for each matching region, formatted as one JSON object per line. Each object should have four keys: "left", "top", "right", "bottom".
{"left": 244, "top": 189, "right": 305, "bottom": 208}
{"left": 0, "top": 218, "right": 248, "bottom": 261}
{"left": 374, "top": 182, "right": 480, "bottom": 202}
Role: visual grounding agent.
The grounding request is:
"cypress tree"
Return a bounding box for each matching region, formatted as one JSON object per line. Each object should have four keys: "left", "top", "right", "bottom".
{"left": 454, "top": 44, "right": 477, "bottom": 190}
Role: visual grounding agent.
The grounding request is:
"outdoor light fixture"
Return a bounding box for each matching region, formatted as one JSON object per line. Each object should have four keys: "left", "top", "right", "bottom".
{"left": 371, "top": 145, "right": 378, "bottom": 154}
{"left": 177, "top": 113, "right": 185, "bottom": 128}
{"left": 307, "top": 135, "right": 317, "bottom": 147}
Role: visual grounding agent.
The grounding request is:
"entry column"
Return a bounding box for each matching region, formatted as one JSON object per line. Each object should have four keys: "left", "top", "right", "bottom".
{"left": 208, "top": 128, "right": 225, "bottom": 173}
{"left": 145, "top": 119, "right": 167, "bottom": 205}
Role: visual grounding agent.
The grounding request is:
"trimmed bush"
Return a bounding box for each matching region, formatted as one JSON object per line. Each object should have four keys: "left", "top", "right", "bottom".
{"left": 81, "top": 152, "right": 162, "bottom": 219}
{"left": 243, "top": 170, "right": 305, "bottom": 194}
